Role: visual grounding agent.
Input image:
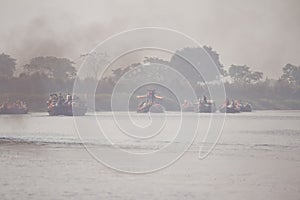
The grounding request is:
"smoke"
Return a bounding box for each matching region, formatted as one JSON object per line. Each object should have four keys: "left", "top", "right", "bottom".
{"left": 1, "top": 16, "right": 123, "bottom": 67}
{"left": 0, "top": 0, "right": 300, "bottom": 78}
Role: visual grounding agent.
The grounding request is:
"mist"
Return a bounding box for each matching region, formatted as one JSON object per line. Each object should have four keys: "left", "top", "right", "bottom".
{"left": 1, "top": 0, "right": 300, "bottom": 78}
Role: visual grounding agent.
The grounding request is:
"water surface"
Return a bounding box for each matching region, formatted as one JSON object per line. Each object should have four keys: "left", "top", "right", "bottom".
{"left": 0, "top": 111, "right": 299, "bottom": 200}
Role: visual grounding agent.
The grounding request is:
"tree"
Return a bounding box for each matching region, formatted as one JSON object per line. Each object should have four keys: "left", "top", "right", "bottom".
{"left": 0, "top": 53, "right": 16, "bottom": 78}
{"left": 23, "top": 56, "right": 76, "bottom": 80}
{"left": 280, "top": 63, "right": 300, "bottom": 85}
{"left": 80, "top": 52, "right": 110, "bottom": 80}
{"left": 170, "top": 46, "right": 226, "bottom": 84}
{"left": 229, "top": 65, "right": 263, "bottom": 84}
{"left": 203, "top": 46, "right": 227, "bottom": 76}
{"left": 111, "top": 63, "right": 140, "bottom": 82}
{"left": 229, "top": 65, "right": 251, "bottom": 83}
{"left": 251, "top": 71, "right": 264, "bottom": 83}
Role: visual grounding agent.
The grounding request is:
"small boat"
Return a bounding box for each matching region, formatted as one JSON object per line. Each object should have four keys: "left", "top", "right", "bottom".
{"left": 47, "top": 93, "right": 87, "bottom": 116}
{"left": 137, "top": 89, "right": 164, "bottom": 113}
{"left": 195, "top": 96, "right": 216, "bottom": 113}
{"left": 48, "top": 104, "right": 87, "bottom": 116}
{"left": 0, "top": 106, "right": 28, "bottom": 114}
{"left": 137, "top": 102, "right": 164, "bottom": 113}
{"left": 198, "top": 101, "right": 217, "bottom": 113}
{"left": 181, "top": 100, "right": 195, "bottom": 112}
{"left": 0, "top": 101, "right": 28, "bottom": 114}
{"left": 219, "top": 98, "right": 241, "bottom": 113}
{"left": 219, "top": 105, "right": 240, "bottom": 113}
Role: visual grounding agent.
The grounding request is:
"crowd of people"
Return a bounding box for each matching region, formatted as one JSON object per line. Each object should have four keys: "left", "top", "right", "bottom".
{"left": 0, "top": 100, "right": 28, "bottom": 113}
{"left": 223, "top": 98, "right": 239, "bottom": 108}
{"left": 181, "top": 96, "right": 252, "bottom": 113}
{"left": 0, "top": 92, "right": 252, "bottom": 114}
{"left": 46, "top": 93, "right": 87, "bottom": 116}
{"left": 47, "top": 93, "right": 80, "bottom": 109}
{"left": 220, "top": 98, "right": 252, "bottom": 112}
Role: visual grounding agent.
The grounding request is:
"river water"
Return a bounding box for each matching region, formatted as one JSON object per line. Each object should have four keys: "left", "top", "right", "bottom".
{"left": 0, "top": 111, "right": 299, "bottom": 199}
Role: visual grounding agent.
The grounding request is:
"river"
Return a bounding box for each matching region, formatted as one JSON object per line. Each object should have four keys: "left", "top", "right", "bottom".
{"left": 0, "top": 111, "right": 299, "bottom": 199}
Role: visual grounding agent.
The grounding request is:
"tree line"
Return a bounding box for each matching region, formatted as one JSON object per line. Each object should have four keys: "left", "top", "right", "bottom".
{"left": 1, "top": 46, "right": 300, "bottom": 111}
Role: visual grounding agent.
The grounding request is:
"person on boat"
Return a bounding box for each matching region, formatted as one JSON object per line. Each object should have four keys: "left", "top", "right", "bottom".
{"left": 224, "top": 98, "right": 229, "bottom": 106}
{"left": 183, "top": 100, "right": 188, "bottom": 106}
{"left": 3, "top": 101, "right": 9, "bottom": 109}
{"left": 147, "top": 90, "right": 155, "bottom": 104}
{"left": 235, "top": 100, "right": 240, "bottom": 109}
{"left": 64, "top": 93, "right": 72, "bottom": 105}
{"left": 203, "top": 96, "right": 207, "bottom": 104}
{"left": 57, "top": 93, "right": 65, "bottom": 106}
{"left": 0, "top": 102, "right": 4, "bottom": 111}
{"left": 48, "top": 94, "right": 55, "bottom": 107}
{"left": 183, "top": 100, "right": 191, "bottom": 108}
{"left": 47, "top": 94, "right": 53, "bottom": 105}
{"left": 21, "top": 101, "right": 27, "bottom": 109}
{"left": 67, "top": 93, "right": 72, "bottom": 100}
{"left": 136, "top": 89, "right": 163, "bottom": 111}
{"left": 51, "top": 93, "right": 58, "bottom": 103}
{"left": 198, "top": 97, "right": 201, "bottom": 104}
{"left": 228, "top": 100, "right": 234, "bottom": 108}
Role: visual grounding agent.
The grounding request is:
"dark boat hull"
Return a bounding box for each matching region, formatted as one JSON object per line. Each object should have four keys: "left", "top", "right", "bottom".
{"left": 197, "top": 103, "right": 216, "bottom": 113}
{"left": 48, "top": 105, "right": 87, "bottom": 116}
{"left": 219, "top": 106, "right": 240, "bottom": 113}
{"left": 137, "top": 103, "right": 164, "bottom": 113}
{"left": 240, "top": 104, "right": 253, "bottom": 112}
{"left": 0, "top": 107, "right": 28, "bottom": 114}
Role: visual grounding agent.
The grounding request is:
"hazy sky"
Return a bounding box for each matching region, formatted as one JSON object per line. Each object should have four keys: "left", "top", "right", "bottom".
{"left": 1, "top": 0, "right": 300, "bottom": 78}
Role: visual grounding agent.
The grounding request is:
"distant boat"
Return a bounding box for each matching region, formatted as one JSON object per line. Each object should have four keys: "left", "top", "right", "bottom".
{"left": 195, "top": 96, "right": 216, "bottom": 113}
{"left": 47, "top": 104, "right": 87, "bottom": 116}
{"left": 0, "top": 101, "right": 28, "bottom": 115}
{"left": 181, "top": 100, "right": 195, "bottom": 112}
{"left": 0, "top": 106, "right": 28, "bottom": 114}
{"left": 195, "top": 100, "right": 217, "bottom": 113}
{"left": 197, "top": 100, "right": 217, "bottom": 113}
{"left": 219, "top": 105, "right": 240, "bottom": 113}
{"left": 47, "top": 93, "right": 87, "bottom": 116}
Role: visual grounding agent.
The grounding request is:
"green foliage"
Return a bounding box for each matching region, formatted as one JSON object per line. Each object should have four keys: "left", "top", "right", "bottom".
{"left": 0, "top": 53, "right": 16, "bottom": 78}
{"left": 23, "top": 56, "right": 76, "bottom": 80}
{"left": 203, "top": 46, "right": 227, "bottom": 76}
{"left": 280, "top": 63, "right": 300, "bottom": 85}
{"left": 229, "top": 65, "right": 263, "bottom": 84}
{"left": 0, "top": 50, "right": 300, "bottom": 111}
{"left": 170, "top": 46, "right": 226, "bottom": 84}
